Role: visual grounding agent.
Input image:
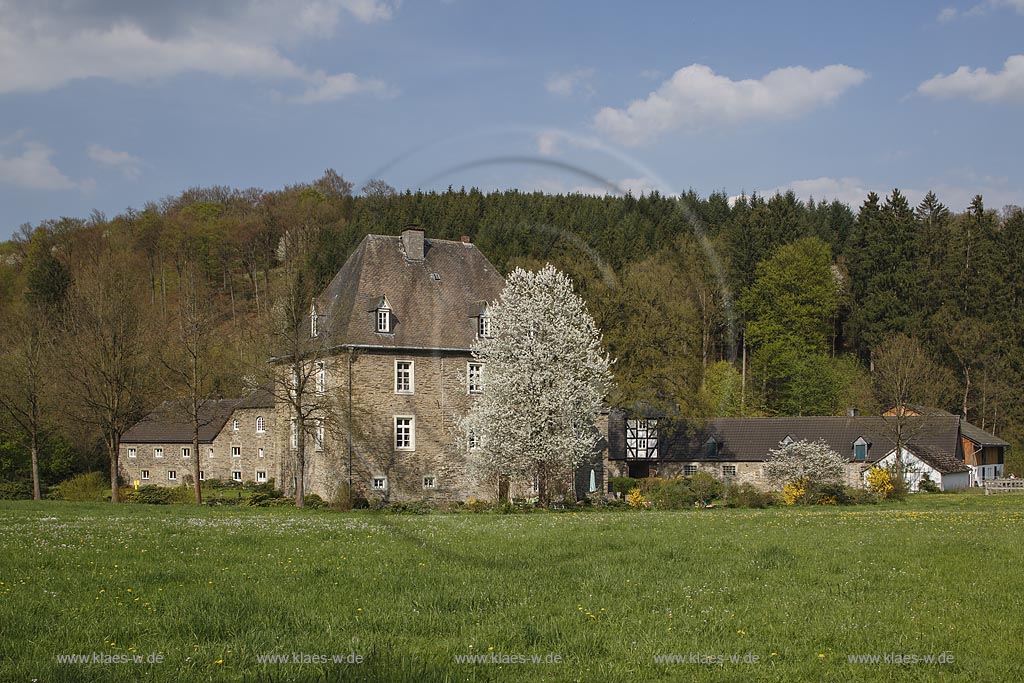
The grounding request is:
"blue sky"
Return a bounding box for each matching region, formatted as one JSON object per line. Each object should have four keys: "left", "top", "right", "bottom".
{"left": 1, "top": 0, "right": 1023, "bottom": 237}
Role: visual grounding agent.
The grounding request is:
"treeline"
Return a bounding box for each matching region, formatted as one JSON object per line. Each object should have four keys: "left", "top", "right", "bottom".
{"left": 1, "top": 173, "right": 1022, "bottom": 494}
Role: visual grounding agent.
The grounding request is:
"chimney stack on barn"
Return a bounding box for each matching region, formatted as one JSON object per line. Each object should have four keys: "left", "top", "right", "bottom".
{"left": 401, "top": 225, "right": 425, "bottom": 261}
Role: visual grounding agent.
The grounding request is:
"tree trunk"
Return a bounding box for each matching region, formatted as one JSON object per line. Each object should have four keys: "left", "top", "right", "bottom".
{"left": 30, "top": 431, "right": 41, "bottom": 501}
{"left": 537, "top": 464, "right": 548, "bottom": 508}
{"left": 108, "top": 434, "right": 120, "bottom": 503}
{"left": 193, "top": 427, "right": 202, "bottom": 505}
{"left": 962, "top": 365, "right": 970, "bottom": 420}
{"left": 295, "top": 413, "right": 306, "bottom": 508}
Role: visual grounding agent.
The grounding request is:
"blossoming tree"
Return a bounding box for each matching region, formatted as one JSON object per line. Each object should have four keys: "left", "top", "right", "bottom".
{"left": 462, "top": 264, "right": 612, "bottom": 506}
{"left": 762, "top": 439, "right": 847, "bottom": 488}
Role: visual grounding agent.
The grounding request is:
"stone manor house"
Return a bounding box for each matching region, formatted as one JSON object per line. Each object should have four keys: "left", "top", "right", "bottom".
{"left": 121, "top": 227, "right": 1009, "bottom": 501}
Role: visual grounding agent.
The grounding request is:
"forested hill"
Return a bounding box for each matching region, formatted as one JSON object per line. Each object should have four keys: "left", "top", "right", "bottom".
{"left": 2, "top": 171, "right": 1023, "bottom": 485}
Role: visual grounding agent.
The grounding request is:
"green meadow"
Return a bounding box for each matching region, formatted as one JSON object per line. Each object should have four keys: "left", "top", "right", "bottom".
{"left": 1, "top": 494, "right": 1023, "bottom": 682}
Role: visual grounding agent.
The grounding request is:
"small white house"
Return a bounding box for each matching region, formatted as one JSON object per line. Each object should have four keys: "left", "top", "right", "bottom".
{"left": 866, "top": 446, "right": 971, "bottom": 492}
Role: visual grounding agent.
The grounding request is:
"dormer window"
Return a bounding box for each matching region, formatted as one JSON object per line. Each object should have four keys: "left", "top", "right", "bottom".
{"left": 376, "top": 308, "right": 391, "bottom": 333}
{"left": 478, "top": 314, "right": 491, "bottom": 338}
{"left": 703, "top": 436, "right": 718, "bottom": 459}
{"left": 853, "top": 437, "right": 869, "bottom": 462}
{"left": 310, "top": 303, "right": 319, "bottom": 337}
{"left": 370, "top": 295, "right": 394, "bottom": 333}
{"left": 781, "top": 435, "right": 795, "bottom": 447}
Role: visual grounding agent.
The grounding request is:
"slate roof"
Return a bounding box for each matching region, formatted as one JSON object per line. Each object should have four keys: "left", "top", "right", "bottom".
{"left": 611, "top": 413, "right": 969, "bottom": 473}
{"left": 122, "top": 399, "right": 241, "bottom": 444}
{"left": 909, "top": 445, "right": 972, "bottom": 474}
{"left": 314, "top": 234, "right": 506, "bottom": 351}
{"left": 960, "top": 420, "right": 1010, "bottom": 447}
{"left": 235, "top": 383, "right": 276, "bottom": 409}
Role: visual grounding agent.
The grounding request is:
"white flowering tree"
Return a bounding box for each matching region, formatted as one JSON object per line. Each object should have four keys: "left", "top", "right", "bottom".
{"left": 462, "top": 264, "right": 612, "bottom": 506}
{"left": 762, "top": 439, "right": 847, "bottom": 487}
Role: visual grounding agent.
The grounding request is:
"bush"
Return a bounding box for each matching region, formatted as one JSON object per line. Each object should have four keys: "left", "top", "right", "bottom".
{"left": 866, "top": 464, "right": 908, "bottom": 500}
{"left": 0, "top": 480, "right": 33, "bottom": 500}
{"left": 647, "top": 478, "right": 697, "bottom": 509}
{"left": 849, "top": 487, "right": 880, "bottom": 505}
{"left": 133, "top": 485, "right": 174, "bottom": 505}
{"left": 918, "top": 474, "right": 940, "bottom": 493}
{"left": 382, "top": 500, "right": 431, "bottom": 514}
{"left": 304, "top": 493, "right": 327, "bottom": 509}
{"left": 352, "top": 496, "right": 370, "bottom": 510}
{"left": 688, "top": 471, "right": 723, "bottom": 504}
{"left": 626, "top": 487, "right": 649, "bottom": 509}
{"left": 52, "top": 472, "right": 108, "bottom": 502}
{"left": 724, "top": 482, "right": 775, "bottom": 508}
{"left": 608, "top": 477, "right": 642, "bottom": 496}
{"left": 331, "top": 483, "right": 353, "bottom": 511}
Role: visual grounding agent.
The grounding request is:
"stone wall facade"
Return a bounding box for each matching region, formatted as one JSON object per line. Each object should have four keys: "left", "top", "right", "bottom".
{"left": 603, "top": 457, "right": 867, "bottom": 491}
{"left": 120, "top": 406, "right": 280, "bottom": 488}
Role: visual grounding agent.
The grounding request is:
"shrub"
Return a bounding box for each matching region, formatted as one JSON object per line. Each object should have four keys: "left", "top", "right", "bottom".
{"left": 352, "top": 496, "right": 370, "bottom": 510}
{"left": 688, "top": 471, "right": 723, "bottom": 504}
{"left": 133, "top": 485, "right": 174, "bottom": 505}
{"left": 0, "top": 480, "right": 33, "bottom": 500}
{"left": 331, "top": 483, "right": 353, "bottom": 511}
{"left": 764, "top": 439, "right": 847, "bottom": 488}
{"left": 918, "top": 474, "right": 940, "bottom": 493}
{"left": 626, "top": 487, "right": 649, "bottom": 509}
{"left": 849, "top": 487, "right": 880, "bottom": 505}
{"left": 304, "top": 493, "right": 327, "bottom": 509}
{"left": 866, "top": 465, "right": 908, "bottom": 500}
{"left": 647, "top": 478, "right": 697, "bottom": 509}
{"left": 781, "top": 478, "right": 807, "bottom": 505}
{"left": 383, "top": 500, "right": 431, "bottom": 514}
{"left": 608, "top": 477, "right": 642, "bottom": 496}
{"left": 52, "top": 472, "right": 108, "bottom": 502}
{"left": 724, "top": 482, "right": 775, "bottom": 508}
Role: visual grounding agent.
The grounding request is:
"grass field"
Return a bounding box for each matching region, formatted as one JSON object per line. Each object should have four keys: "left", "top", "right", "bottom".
{"left": 2, "top": 494, "right": 1023, "bottom": 682}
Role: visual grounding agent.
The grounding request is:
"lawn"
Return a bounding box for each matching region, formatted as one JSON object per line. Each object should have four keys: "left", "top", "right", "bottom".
{"left": 1, "top": 494, "right": 1023, "bottom": 682}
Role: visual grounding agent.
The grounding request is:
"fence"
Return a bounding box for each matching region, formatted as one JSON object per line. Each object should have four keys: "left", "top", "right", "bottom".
{"left": 983, "top": 478, "right": 1024, "bottom": 495}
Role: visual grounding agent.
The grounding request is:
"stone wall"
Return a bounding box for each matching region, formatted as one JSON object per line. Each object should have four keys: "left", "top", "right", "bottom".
{"left": 120, "top": 406, "right": 279, "bottom": 488}
{"left": 604, "top": 455, "right": 869, "bottom": 491}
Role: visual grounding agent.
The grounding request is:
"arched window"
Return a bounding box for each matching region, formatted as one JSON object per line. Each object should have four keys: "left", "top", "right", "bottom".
{"left": 310, "top": 303, "right": 318, "bottom": 337}
{"left": 256, "top": 416, "right": 266, "bottom": 433}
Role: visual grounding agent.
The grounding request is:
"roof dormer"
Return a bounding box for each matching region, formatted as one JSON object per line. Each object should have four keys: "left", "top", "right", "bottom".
{"left": 371, "top": 295, "right": 393, "bottom": 333}
{"left": 853, "top": 436, "right": 869, "bottom": 462}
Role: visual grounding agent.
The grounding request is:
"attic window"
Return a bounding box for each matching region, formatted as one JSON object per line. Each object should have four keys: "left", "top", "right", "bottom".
{"left": 781, "top": 435, "right": 795, "bottom": 447}
{"left": 478, "top": 315, "right": 491, "bottom": 338}
{"left": 703, "top": 437, "right": 718, "bottom": 459}
{"left": 376, "top": 307, "right": 391, "bottom": 333}
{"left": 853, "top": 437, "right": 869, "bottom": 462}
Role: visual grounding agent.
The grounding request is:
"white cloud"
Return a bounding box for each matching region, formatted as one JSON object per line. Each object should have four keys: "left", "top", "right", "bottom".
{"left": 295, "top": 72, "right": 393, "bottom": 103}
{"left": 0, "top": 141, "right": 79, "bottom": 190}
{"left": 535, "top": 130, "right": 560, "bottom": 156}
{"left": 593, "top": 63, "right": 867, "bottom": 145}
{"left": 545, "top": 68, "right": 595, "bottom": 98}
{"left": 87, "top": 144, "right": 143, "bottom": 179}
{"left": 937, "top": 7, "right": 958, "bottom": 22}
{"left": 738, "top": 177, "right": 873, "bottom": 207}
{"left": 918, "top": 55, "right": 1024, "bottom": 103}
{"left": 0, "top": 1, "right": 397, "bottom": 101}
{"left": 941, "top": 0, "right": 1024, "bottom": 19}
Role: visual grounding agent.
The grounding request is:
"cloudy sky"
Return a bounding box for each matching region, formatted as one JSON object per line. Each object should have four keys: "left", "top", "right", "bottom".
{"left": 1, "top": 0, "right": 1022, "bottom": 235}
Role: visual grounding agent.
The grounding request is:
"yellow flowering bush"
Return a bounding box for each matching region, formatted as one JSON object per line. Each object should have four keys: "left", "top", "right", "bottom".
{"left": 781, "top": 478, "right": 807, "bottom": 505}
{"left": 866, "top": 467, "right": 894, "bottom": 498}
{"left": 626, "top": 487, "right": 650, "bottom": 509}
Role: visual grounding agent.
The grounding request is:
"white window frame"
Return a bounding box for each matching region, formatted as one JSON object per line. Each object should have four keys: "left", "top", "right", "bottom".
{"left": 199, "top": 471, "right": 205, "bottom": 481}
{"left": 315, "top": 420, "right": 324, "bottom": 451}
{"left": 141, "top": 469, "right": 150, "bottom": 480}
{"left": 231, "top": 446, "right": 241, "bottom": 458}
{"left": 395, "top": 359, "right": 414, "bottom": 394}
{"left": 376, "top": 308, "right": 391, "bottom": 333}
{"left": 127, "top": 447, "right": 136, "bottom": 458}
{"left": 258, "top": 447, "right": 265, "bottom": 459}
{"left": 310, "top": 303, "right": 318, "bottom": 338}
{"left": 478, "top": 315, "right": 491, "bottom": 338}
{"left": 468, "top": 429, "right": 481, "bottom": 451}
{"left": 256, "top": 416, "right": 266, "bottom": 433}
{"left": 372, "top": 476, "right": 387, "bottom": 491}
{"left": 208, "top": 447, "right": 214, "bottom": 458}
{"left": 181, "top": 447, "right": 190, "bottom": 458}
{"left": 168, "top": 470, "right": 177, "bottom": 481}
{"left": 394, "top": 416, "right": 415, "bottom": 451}
{"left": 256, "top": 470, "right": 267, "bottom": 483}
{"left": 232, "top": 419, "right": 239, "bottom": 432}
{"left": 423, "top": 475, "right": 436, "bottom": 489}
{"left": 231, "top": 471, "right": 242, "bottom": 482}
{"left": 316, "top": 361, "right": 326, "bottom": 394}
{"left": 467, "top": 362, "right": 483, "bottom": 395}
{"left": 290, "top": 418, "right": 297, "bottom": 449}
{"left": 154, "top": 447, "right": 163, "bottom": 459}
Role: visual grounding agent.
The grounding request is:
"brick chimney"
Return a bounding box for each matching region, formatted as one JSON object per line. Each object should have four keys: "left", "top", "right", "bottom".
{"left": 401, "top": 225, "right": 425, "bottom": 261}
{"left": 847, "top": 407, "right": 859, "bottom": 417}
{"left": 460, "top": 235, "right": 471, "bottom": 243}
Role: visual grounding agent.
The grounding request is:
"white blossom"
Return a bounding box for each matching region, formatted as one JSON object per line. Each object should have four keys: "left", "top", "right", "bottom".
{"left": 762, "top": 439, "right": 846, "bottom": 487}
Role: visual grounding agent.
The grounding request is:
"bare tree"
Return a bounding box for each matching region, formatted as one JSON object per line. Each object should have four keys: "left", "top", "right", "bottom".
{"left": 161, "top": 260, "right": 219, "bottom": 504}
{"left": 873, "top": 334, "right": 954, "bottom": 481}
{"left": 61, "top": 248, "right": 154, "bottom": 503}
{"left": 0, "top": 308, "right": 53, "bottom": 500}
